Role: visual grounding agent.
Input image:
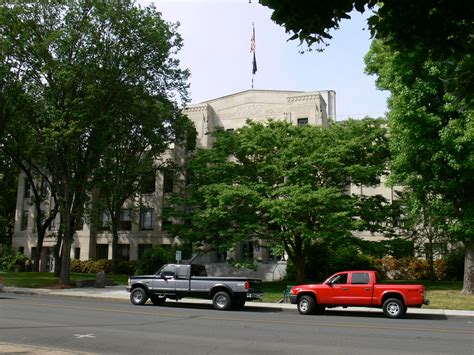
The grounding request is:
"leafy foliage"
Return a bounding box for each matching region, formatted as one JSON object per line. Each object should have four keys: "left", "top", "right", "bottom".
{"left": 365, "top": 38, "right": 474, "bottom": 292}
{"left": 134, "top": 246, "right": 174, "bottom": 276}
{"left": 0, "top": 246, "right": 27, "bottom": 272}
{"left": 167, "top": 118, "right": 390, "bottom": 282}
{"left": 0, "top": 1, "right": 190, "bottom": 284}
{"left": 260, "top": 1, "right": 473, "bottom": 105}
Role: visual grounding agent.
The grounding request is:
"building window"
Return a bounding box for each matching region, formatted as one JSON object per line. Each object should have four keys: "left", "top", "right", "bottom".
{"left": 226, "top": 128, "right": 234, "bottom": 132}
{"left": 119, "top": 209, "right": 132, "bottom": 231}
{"left": 96, "top": 244, "right": 108, "bottom": 259}
{"left": 138, "top": 244, "right": 152, "bottom": 259}
{"left": 21, "top": 210, "right": 29, "bottom": 231}
{"left": 19, "top": 247, "right": 25, "bottom": 254}
{"left": 163, "top": 170, "right": 174, "bottom": 193}
{"left": 140, "top": 172, "right": 156, "bottom": 194}
{"left": 241, "top": 241, "right": 254, "bottom": 259}
{"left": 24, "top": 179, "right": 31, "bottom": 199}
{"left": 140, "top": 208, "right": 154, "bottom": 230}
{"left": 76, "top": 218, "right": 84, "bottom": 231}
{"left": 117, "top": 244, "right": 130, "bottom": 261}
{"left": 49, "top": 217, "right": 58, "bottom": 231}
{"left": 98, "top": 211, "right": 111, "bottom": 231}
{"left": 74, "top": 248, "right": 81, "bottom": 260}
{"left": 40, "top": 180, "right": 49, "bottom": 198}
{"left": 161, "top": 207, "right": 173, "bottom": 231}
{"left": 297, "top": 118, "right": 308, "bottom": 126}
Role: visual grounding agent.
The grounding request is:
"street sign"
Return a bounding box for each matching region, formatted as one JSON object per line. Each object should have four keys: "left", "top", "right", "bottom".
{"left": 175, "top": 250, "right": 182, "bottom": 263}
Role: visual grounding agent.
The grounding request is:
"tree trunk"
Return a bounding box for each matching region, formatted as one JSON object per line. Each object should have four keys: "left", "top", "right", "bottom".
{"left": 461, "top": 241, "right": 474, "bottom": 295}
{"left": 111, "top": 214, "right": 119, "bottom": 274}
{"left": 53, "top": 228, "right": 63, "bottom": 277}
{"left": 59, "top": 212, "right": 73, "bottom": 285}
{"left": 294, "top": 256, "right": 306, "bottom": 283}
{"left": 33, "top": 238, "right": 43, "bottom": 272}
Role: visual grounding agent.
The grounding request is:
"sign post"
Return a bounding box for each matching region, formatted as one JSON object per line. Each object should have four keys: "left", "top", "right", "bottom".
{"left": 175, "top": 250, "right": 182, "bottom": 264}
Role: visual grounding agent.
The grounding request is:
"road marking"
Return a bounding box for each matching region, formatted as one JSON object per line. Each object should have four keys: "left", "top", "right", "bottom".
{"left": 74, "top": 333, "right": 96, "bottom": 339}
{"left": 5, "top": 300, "right": 473, "bottom": 335}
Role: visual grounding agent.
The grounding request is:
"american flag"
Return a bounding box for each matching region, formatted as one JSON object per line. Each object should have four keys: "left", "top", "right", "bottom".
{"left": 251, "top": 24, "right": 257, "bottom": 75}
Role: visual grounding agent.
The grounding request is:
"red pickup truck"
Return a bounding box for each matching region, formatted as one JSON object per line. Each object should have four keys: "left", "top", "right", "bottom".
{"left": 290, "top": 270, "right": 429, "bottom": 318}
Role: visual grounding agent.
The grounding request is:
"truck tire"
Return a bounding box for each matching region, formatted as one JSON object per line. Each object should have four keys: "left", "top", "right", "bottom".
{"left": 130, "top": 287, "right": 148, "bottom": 305}
{"left": 150, "top": 295, "right": 166, "bottom": 306}
{"left": 297, "top": 295, "right": 316, "bottom": 315}
{"left": 232, "top": 298, "right": 246, "bottom": 310}
{"left": 383, "top": 298, "right": 406, "bottom": 318}
{"left": 212, "top": 291, "right": 232, "bottom": 311}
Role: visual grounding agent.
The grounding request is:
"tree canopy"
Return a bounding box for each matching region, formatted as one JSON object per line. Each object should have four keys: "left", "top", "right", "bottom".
{"left": 260, "top": 0, "right": 473, "bottom": 106}
{"left": 365, "top": 39, "right": 474, "bottom": 293}
{"left": 167, "top": 118, "right": 390, "bottom": 282}
{"left": 0, "top": 0, "right": 190, "bottom": 283}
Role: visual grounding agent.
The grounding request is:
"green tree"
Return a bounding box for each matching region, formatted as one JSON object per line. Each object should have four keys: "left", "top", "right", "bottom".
{"left": 365, "top": 39, "right": 474, "bottom": 293}
{"left": 0, "top": 152, "right": 17, "bottom": 246}
{"left": 92, "top": 109, "right": 195, "bottom": 274}
{"left": 260, "top": 0, "right": 472, "bottom": 105}
{"left": 167, "top": 119, "right": 390, "bottom": 282}
{"left": 0, "top": 1, "right": 189, "bottom": 284}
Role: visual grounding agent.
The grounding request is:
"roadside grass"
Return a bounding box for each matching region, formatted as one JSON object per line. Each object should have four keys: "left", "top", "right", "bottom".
{"left": 0, "top": 272, "right": 128, "bottom": 288}
{"left": 2, "top": 272, "right": 472, "bottom": 310}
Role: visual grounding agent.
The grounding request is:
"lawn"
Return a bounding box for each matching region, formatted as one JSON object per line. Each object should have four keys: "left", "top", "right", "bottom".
{"left": 0, "top": 271, "right": 128, "bottom": 288}
{"left": 1, "top": 272, "right": 472, "bottom": 310}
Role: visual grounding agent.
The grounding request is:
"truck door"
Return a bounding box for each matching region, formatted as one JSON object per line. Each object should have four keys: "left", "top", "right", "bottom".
{"left": 319, "top": 273, "right": 349, "bottom": 305}
{"left": 175, "top": 265, "right": 190, "bottom": 293}
{"left": 151, "top": 264, "right": 176, "bottom": 292}
{"left": 347, "top": 272, "right": 373, "bottom": 305}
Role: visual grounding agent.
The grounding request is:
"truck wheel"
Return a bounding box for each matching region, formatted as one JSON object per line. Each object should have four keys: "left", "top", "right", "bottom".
{"left": 383, "top": 298, "right": 406, "bottom": 318}
{"left": 213, "top": 291, "right": 232, "bottom": 311}
{"left": 232, "top": 298, "right": 246, "bottom": 310}
{"left": 150, "top": 295, "right": 166, "bottom": 306}
{"left": 297, "top": 295, "right": 316, "bottom": 315}
{"left": 130, "top": 287, "right": 148, "bottom": 305}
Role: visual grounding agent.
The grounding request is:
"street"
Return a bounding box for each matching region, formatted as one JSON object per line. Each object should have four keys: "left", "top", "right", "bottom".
{"left": 0, "top": 293, "right": 472, "bottom": 354}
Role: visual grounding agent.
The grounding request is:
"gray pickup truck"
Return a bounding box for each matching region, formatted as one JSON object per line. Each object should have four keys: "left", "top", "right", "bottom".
{"left": 126, "top": 263, "right": 263, "bottom": 310}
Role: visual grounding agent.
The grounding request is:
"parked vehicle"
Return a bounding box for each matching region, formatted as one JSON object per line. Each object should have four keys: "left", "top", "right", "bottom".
{"left": 0, "top": 277, "right": 4, "bottom": 292}
{"left": 126, "top": 263, "right": 263, "bottom": 310}
{"left": 290, "top": 270, "right": 429, "bottom": 318}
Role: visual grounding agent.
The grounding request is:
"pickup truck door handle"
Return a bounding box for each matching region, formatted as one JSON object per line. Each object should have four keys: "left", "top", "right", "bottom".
{"left": 341, "top": 288, "right": 348, "bottom": 291}
{"left": 365, "top": 288, "right": 371, "bottom": 291}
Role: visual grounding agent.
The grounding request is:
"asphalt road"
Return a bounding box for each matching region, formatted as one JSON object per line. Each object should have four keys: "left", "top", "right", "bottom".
{"left": 0, "top": 293, "right": 472, "bottom": 355}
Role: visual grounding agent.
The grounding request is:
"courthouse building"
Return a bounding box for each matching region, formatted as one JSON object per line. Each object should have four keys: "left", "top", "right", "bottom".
{"left": 12, "top": 89, "right": 393, "bottom": 275}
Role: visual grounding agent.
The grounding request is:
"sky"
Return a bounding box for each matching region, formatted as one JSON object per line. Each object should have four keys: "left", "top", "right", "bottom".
{"left": 139, "top": 0, "right": 390, "bottom": 121}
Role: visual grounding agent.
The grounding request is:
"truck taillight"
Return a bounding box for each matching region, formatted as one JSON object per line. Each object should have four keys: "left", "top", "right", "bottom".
{"left": 245, "top": 281, "right": 250, "bottom": 289}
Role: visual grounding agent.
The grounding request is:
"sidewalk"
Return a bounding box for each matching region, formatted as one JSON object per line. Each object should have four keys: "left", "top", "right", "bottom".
{"left": 3, "top": 285, "right": 474, "bottom": 317}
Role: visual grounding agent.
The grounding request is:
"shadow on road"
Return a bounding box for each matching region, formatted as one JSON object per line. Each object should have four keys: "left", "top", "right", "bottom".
{"left": 322, "top": 309, "right": 448, "bottom": 320}
{"left": 144, "top": 302, "right": 284, "bottom": 313}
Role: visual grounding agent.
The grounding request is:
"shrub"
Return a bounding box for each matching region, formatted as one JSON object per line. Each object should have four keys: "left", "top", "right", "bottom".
{"left": 135, "top": 246, "right": 174, "bottom": 275}
{"left": 328, "top": 246, "right": 378, "bottom": 274}
{"left": 69, "top": 259, "right": 112, "bottom": 273}
{"left": 116, "top": 260, "right": 137, "bottom": 275}
{"left": 445, "top": 248, "right": 464, "bottom": 281}
{"left": 0, "top": 246, "right": 27, "bottom": 272}
{"left": 377, "top": 257, "right": 448, "bottom": 280}
{"left": 285, "top": 243, "right": 378, "bottom": 282}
